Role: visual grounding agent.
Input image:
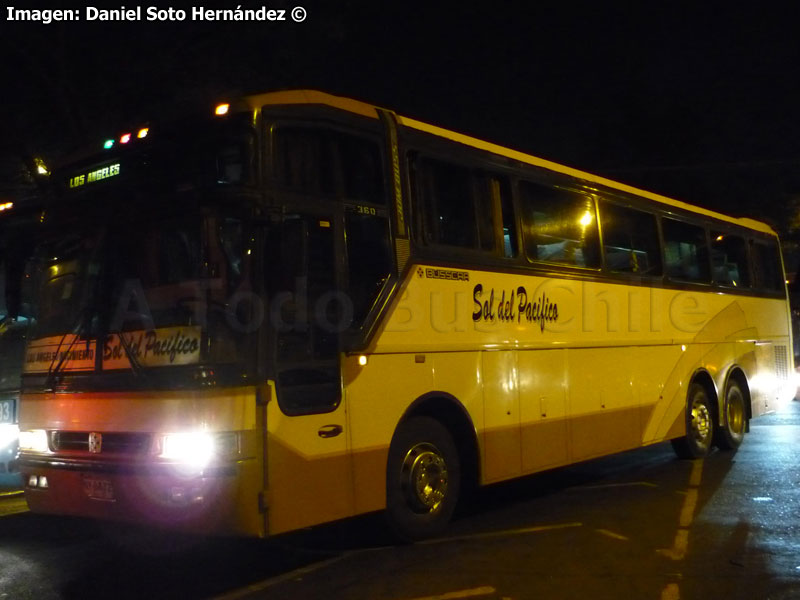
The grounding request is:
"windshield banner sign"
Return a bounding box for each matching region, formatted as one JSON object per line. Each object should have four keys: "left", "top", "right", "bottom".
{"left": 24, "top": 326, "right": 202, "bottom": 373}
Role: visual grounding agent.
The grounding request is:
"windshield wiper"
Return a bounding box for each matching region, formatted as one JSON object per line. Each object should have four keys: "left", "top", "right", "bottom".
{"left": 115, "top": 330, "right": 146, "bottom": 378}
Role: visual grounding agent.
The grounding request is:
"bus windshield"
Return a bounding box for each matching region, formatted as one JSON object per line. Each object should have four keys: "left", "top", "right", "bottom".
{"left": 24, "top": 207, "right": 253, "bottom": 385}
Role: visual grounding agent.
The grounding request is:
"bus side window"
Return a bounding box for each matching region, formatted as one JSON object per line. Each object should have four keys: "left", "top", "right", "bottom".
{"left": 518, "top": 180, "right": 600, "bottom": 268}
{"left": 600, "top": 202, "right": 661, "bottom": 275}
{"left": 418, "top": 158, "right": 495, "bottom": 252}
{"left": 273, "top": 127, "right": 386, "bottom": 206}
{"left": 488, "top": 177, "right": 517, "bottom": 258}
{"left": 267, "top": 217, "right": 342, "bottom": 415}
{"left": 345, "top": 212, "right": 393, "bottom": 325}
{"left": 273, "top": 128, "right": 337, "bottom": 197}
{"left": 751, "top": 239, "right": 784, "bottom": 292}
{"left": 662, "top": 218, "right": 710, "bottom": 282}
{"left": 711, "top": 232, "right": 750, "bottom": 288}
{"left": 337, "top": 134, "right": 386, "bottom": 205}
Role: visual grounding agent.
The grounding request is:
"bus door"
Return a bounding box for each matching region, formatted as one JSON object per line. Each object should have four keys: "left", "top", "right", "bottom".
{"left": 263, "top": 213, "right": 352, "bottom": 535}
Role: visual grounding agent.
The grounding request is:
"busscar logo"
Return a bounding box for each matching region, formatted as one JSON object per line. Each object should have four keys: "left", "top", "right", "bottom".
{"left": 421, "top": 268, "right": 470, "bottom": 282}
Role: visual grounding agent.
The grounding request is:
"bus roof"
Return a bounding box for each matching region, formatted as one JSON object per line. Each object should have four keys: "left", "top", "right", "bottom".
{"left": 242, "top": 90, "right": 777, "bottom": 237}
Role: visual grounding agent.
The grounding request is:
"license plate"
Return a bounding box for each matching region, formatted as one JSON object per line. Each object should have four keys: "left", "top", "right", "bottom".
{"left": 0, "top": 399, "right": 14, "bottom": 424}
{"left": 83, "top": 476, "right": 115, "bottom": 501}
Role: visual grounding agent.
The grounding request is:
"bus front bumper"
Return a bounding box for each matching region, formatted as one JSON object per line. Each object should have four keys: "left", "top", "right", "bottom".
{"left": 17, "top": 455, "right": 251, "bottom": 535}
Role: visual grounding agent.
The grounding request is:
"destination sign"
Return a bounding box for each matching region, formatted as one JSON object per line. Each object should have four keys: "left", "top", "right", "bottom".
{"left": 68, "top": 163, "right": 120, "bottom": 188}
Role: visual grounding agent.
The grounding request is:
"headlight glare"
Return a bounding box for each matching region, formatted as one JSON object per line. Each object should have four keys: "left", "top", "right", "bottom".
{"left": 159, "top": 432, "right": 238, "bottom": 468}
{"left": 18, "top": 429, "right": 49, "bottom": 453}
{"left": 0, "top": 424, "right": 19, "bottom": 450}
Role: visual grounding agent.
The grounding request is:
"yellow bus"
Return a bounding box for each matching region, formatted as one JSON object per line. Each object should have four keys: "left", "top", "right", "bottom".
{"left": 17, "top": 91, "right": 794, "bottom": 540}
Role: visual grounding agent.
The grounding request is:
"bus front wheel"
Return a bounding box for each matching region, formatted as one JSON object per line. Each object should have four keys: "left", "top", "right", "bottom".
{"left": 715, "top": 379, "right": 747, "bottom": 450}
{"left": 385, "top": 416, "right": 460, "bottom": 542}
{"left": 671, "top": 383, "right": 715, "bottom": 459}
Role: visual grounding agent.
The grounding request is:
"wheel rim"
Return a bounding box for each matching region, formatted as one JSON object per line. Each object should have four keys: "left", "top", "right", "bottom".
{"left": 727, "top": 388, "right": 745, "bottom": 436}
{"left": 400, "top": 442, "right": 448, "bottom": 514}
{"left": 690, "top": 395, "right": 713, "bottom": 449}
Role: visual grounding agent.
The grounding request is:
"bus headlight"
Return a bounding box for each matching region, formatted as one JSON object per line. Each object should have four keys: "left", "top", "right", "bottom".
{"left": 158, "top": 432, "right": 238, "bottom": 468}
{"left": 0, "top": 424, "right": 20, "bottom": 451}
{"left": 18, "top": 429, "right": 49, "bottom": 453}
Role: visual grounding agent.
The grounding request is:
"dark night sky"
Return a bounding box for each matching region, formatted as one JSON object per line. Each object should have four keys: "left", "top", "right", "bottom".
{"left": 3, "top": 2, "right": 800, "bottom": 235}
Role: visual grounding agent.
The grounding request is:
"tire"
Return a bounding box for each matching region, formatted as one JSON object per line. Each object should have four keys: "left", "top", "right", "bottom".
{"left": 385, "top": 416, "right": 460, "bottom": 542}
{"left": 671, "top": 382, "right": 715, "bottom": 459}
{"left": 715, "top": 379, "right": 747, "bottom": 450}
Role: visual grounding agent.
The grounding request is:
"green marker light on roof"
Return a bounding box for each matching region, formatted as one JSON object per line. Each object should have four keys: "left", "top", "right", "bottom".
{"left": 104, "top": 139, "right": 115, "bottom": 149}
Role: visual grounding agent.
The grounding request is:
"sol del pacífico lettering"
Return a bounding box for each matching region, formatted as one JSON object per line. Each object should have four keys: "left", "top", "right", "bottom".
{"left": 103, "top": 329, "right": 200, "bottom": 365}
{"left": 472, "top": 284, "right": 558, "bottom": 332}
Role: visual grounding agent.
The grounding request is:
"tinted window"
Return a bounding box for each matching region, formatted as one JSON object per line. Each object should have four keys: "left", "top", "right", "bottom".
{"left": 495, "top": 178, "right": 518, "bottom": 258}
{"left": 662, "top": 219, "right": 710, "bottom": 282}
{"left": 418, "top": 158, "right": 497, "bottom": 252}
{"left": 274, "top": 128, "right": 336, "bottom": 196}
{"left": 346, "top": 212, "right": 393, "bottom": 324}
{"left": 600, "top": 202, "right": 662, "bottom": 275}
{"left": 519, "top": 181, "right": 600, "bottom": 268}
{"left": 267, "top": 217, "right": 341, "bottom": 416}
{"left": 338, "top": 134, "right": 386, "bottom": 204}
{"left": 751, "top": 239, "right": 784, "bottom": 291}
{"left": 711, "top": 232, "right": 750, "bottom": 288}
{"left": 274, "top": 128, "right": 385, "bottom": 204}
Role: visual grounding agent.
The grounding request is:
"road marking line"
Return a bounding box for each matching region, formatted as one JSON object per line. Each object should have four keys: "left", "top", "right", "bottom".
{"left": 595, "top": 528, "right": 629, "bottom": 541}
{"left": 0, "top": 490, "right": 24, "bottom": 498}
{"left": 678, "top": 488, "right": 698, "bottom": 527}
{"left": 421, "top": 522, "right": 582, "bottom": 545}
{"left": 688, "top": 460, "right": 703, "bottom": 487}
{"left": 657, "top": 529, "right": 689, "bottom": 560}
{"left": 658, "top": 460, "right": 703, "bottom": 561}
{"left": 211, "top": 551, "right": 358, "bottom": 600}
{"left": 659, "top": 458, "right": 704, "bottom": 599}
{"left": 401, "top": 586, "right": 496, "bottom": 600}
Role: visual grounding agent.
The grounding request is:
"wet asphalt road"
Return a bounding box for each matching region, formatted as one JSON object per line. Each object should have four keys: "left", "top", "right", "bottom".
{"left": 1, "top": 401, "right": 799, "bottom": 600}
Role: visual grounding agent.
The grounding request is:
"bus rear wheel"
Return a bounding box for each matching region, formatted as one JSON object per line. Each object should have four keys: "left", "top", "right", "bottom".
{"left": 671, "top": 383, "right": 715, "bottom": 459}
{"left": 385, "top": 416, "right": 460, "bottom": 542}
{"left": 715, "top": 379, "right": 747, "bottom": 450}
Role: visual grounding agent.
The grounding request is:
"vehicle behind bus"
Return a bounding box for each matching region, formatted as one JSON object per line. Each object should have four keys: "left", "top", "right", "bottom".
{"left": 0, "top": 201, "right": 39, "bottom": 486}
